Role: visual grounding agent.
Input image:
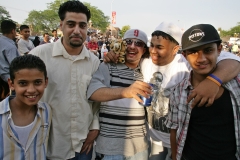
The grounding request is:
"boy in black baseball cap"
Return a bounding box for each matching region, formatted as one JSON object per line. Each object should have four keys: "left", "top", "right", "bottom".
{"left": 166, "top": 24, "right": 240, "bottom": 160}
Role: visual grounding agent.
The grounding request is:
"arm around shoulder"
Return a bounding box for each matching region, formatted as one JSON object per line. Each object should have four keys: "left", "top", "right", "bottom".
{"left": 214, "top": 58, "right": 240, "bottom": 83}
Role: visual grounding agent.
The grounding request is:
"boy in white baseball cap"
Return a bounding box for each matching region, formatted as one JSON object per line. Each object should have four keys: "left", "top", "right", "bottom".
{"left": 141, "top": 21, "right": 240, "bottom": 160}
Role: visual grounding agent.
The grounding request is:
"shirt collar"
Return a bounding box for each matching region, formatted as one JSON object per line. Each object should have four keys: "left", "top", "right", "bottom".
{"left": 1, "top": 35, "right": 16, "bottom": 46}
{"left": 52, "top": 37, "right": 90, "bottom": 60}
{"left": 115, "top": 63, "right": 141, "bottom": 71}
{"left": 183, "top": 70, "right": 194, "bottom": 90}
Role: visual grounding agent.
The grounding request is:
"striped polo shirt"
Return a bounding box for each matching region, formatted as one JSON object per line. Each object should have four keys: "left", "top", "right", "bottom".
{"left": 87, "top": 63, "right": 148, "bottom": 156}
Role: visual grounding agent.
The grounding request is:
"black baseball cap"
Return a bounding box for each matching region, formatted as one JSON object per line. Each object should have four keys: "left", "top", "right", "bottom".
{"left": 182, "top": 24, "right": 222, "bottom": 51}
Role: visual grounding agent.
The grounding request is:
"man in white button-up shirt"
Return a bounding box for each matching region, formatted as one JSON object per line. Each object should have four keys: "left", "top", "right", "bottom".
{"left": 30, "top": 1, "right": 100, "bottom": 160}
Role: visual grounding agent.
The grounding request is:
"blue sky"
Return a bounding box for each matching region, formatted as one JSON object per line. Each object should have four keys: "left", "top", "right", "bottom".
{"left": 1, "top": 0, "right": 239, "bottom": 36}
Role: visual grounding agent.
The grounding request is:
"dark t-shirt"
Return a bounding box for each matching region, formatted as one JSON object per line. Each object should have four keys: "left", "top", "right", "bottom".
{"left": 105, "top": 40, "right": 110, "bottom": 51}
{"left": 182, "top": 89, "right": 236, "bottom": 160}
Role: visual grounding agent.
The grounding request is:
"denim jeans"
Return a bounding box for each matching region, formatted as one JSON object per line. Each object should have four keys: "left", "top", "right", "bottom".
{"left": 68, "top": 147, "right": 93, "bottom": 160}
{"left": 101, "top": 149, "right": 148, "bottom": 160}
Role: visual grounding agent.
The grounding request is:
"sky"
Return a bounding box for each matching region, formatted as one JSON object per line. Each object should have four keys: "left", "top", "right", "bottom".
{"left": 1, "top": 0, "right": 240, "bottom": 36}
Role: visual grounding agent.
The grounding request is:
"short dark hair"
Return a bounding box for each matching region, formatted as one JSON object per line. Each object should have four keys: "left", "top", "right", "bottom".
{"left": 10, "top": 55, "right": 47, "bottom": 82}
{"left": 52, "top": 29, "right": 57, "bottom": 33}
{"left": 151, "top": 31, "right": 179, "bottom": 45}
{"left": 20, "top": 25, "right": 29, "bottom": 31}
{"left": 43, "top": 32, "right": 49, "bottom": 37}
{"left": 142, "top": 46, "right": 150, "bottom": 59}
{"left": 58, "top": 0, "right": 91, "bottom": 21}
{"left": 1, "top": 20, "right": 16, "bottom": 34}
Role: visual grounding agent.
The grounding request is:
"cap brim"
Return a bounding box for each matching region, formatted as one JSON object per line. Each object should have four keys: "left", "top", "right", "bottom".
{"left": 182, "top": 39, "right": 222, "bottom": 51}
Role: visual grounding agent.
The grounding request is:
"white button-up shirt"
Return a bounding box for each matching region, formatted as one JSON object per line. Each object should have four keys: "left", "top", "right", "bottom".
{"left": 30, "top": 38, "right": 100, "bottom": 159}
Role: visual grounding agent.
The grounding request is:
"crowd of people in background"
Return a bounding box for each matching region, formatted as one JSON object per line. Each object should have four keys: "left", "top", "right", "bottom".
{"left": 5, "top": 22, "right": 121, "bottom": 61}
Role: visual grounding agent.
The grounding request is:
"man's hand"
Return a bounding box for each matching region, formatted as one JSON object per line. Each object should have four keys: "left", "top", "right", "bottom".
{"left": 103, "top": 50, "right": 119, "bottom": 63}
{"left": 187, "top": 78, "right": 219, "bottom": 108}
{"left": 121, "top": 81, "right": 152, "bottom": 103}
{"left": 80, "top": 130, "right": 99, "bottom": 154}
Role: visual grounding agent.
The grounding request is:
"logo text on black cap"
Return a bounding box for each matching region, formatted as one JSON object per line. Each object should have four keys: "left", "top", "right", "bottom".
{"left": 188, "top": 29, "right": 205, "bottom": 42}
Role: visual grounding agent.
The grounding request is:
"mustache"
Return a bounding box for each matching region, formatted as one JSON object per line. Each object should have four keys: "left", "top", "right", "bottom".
{"left": 70, "top": 35, "right": 83, "bottom": 39}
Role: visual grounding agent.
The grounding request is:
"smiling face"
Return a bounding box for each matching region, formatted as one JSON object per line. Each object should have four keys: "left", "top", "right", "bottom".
{"left": 60, "top": 12, "right": 88, "bottom": 49}
{"left": 184, "top": 43, "right": 222, "bottom": 76}
{"left": 124, "top": 38, "right": 146, "bottom": 68}
{"left": 20, "top": 28, "right": 30, "bottom": 40}
{"left": 149, "top": 36, "right": 179, "bottom": 66}
{"left": 8, "top": 68, "right": 48, "bottom": 108}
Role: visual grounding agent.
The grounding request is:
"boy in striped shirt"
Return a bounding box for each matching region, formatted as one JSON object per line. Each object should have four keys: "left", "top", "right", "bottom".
{"left": 0, "top": 54, "right": 51, "bottom": 160}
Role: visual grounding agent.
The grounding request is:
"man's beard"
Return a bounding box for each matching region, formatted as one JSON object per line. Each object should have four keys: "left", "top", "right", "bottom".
{"left": 69, "top": 35, "right": 83, "bottom": 47}
{"left": 70, "top": 41, "right": 83, "bottom": 47}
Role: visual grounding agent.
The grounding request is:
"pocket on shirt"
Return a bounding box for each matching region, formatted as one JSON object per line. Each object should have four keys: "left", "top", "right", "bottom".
{"left": 40, "top": 123, "right": 50, "bottom": 145}
{"left": 79, "top": 74, "right": 92, "bottom": 100}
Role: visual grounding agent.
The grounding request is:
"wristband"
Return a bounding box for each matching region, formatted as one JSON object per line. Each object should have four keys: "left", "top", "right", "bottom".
{"left": 206, "top": 74, "right": 222, "bottom": 86}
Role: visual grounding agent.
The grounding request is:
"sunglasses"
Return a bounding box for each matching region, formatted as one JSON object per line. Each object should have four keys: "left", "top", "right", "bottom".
{"left": 125, "top": 39, "right": 145, "bottom": 47}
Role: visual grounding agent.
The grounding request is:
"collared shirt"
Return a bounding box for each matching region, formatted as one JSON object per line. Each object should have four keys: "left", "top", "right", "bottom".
{"left": 0, "top": 35, "right": 19, "bottom": 82}
{"left": 0, "top": 96, "right": 52, "bottom": 160}
{"left": 50, "top": 37, "right": 59, "bottom": 43}
{"left": 17, "top": 38, "right": 35, "bottom": 55}
{"left": 165, "top": 73, "right": 240, "bottom": 160}
{"left": 30, "top": 38, "right": 100, "bottom": 160}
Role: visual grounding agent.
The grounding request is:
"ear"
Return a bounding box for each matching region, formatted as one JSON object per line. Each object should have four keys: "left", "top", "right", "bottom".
{"left": 11, "top": 29, "right": 15, "bottom": 34}
{"left": 172, "top": 45, "right": 180, "bottom": 54}
{"left": 143, "top": 47, "right": 146, "bottom": 55}
{"left": 44, "top": 77, "right": 48, "bottom": 88}
{"left": 8, "top": 78, "right": 14, "bottom": 91}
{"left": 59, "top": 21, "right": 63, "bottom": 31}
{"left": 217, "top": 44, "right": 222, "bottom": 56}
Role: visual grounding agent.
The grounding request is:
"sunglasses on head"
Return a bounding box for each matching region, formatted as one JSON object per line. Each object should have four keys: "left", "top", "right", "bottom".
{"left": 125, "top": 39, "right": 145, "bottom": 47}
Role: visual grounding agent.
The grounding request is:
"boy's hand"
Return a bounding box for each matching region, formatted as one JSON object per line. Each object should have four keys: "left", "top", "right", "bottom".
{"left": 187, "top": 78, "right": 219, "bottom": 108}
{"left": 121, "top": 81, "right": 152, "bottom": 103}
{"left": 80, "top": 129, "right": 99, "bottom": 154}
{"left": 103, "top": 50, "right": 119, "bottom": 63}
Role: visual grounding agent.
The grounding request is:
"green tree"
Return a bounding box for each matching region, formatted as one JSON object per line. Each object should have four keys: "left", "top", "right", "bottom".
{"left": 0, "top": 6, "right": 18, "bottom": 32}
{"left": 0, "top": 6, "right": 11, "bottom": 20}
{"left": 24, "top": 0, "right": 109, "bottom": 34}
{"left": 24, "top": 0, "right": 67, "bottom": 33}
{"left": 220, "top": 23, "right": 240, "bottom": 37}
{"left": 120, "top": 25, "right": 131, "bottom": 36}
{"left": 83, "top": 2, "right": 109, "bottom": 32}
{"left": 0, "top": 6, "right": 11, "bottom": 24}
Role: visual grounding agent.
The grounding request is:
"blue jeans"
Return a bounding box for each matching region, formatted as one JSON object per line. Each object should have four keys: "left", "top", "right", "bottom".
{"left": 101, "top": 149, "right": 148, "bottom": 160}
{"left": 68, "top": 148, "right": 93, "bottom": 160}
{"left": 149, "top": 141, "right": 171, "bottom": 160}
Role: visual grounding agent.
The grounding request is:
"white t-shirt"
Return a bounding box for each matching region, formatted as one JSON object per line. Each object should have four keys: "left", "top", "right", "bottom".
{"left": 10, "top": 116, "right": 37, "bottom": 148}
{"left": 140, "top": 52, "right": 240, "bottom": 148}
{"left": 17, "top": 38, "right": 35, "bottom": 55}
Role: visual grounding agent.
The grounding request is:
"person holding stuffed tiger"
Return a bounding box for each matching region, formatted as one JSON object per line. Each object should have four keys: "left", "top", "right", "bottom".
{"left": 87, "top": 29, "right": 151, "bottom": 160}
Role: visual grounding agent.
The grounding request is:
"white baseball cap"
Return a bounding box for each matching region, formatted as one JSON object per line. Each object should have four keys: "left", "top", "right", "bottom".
{"left": 154, "top": 21, "right": 183, "bottom": 45}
